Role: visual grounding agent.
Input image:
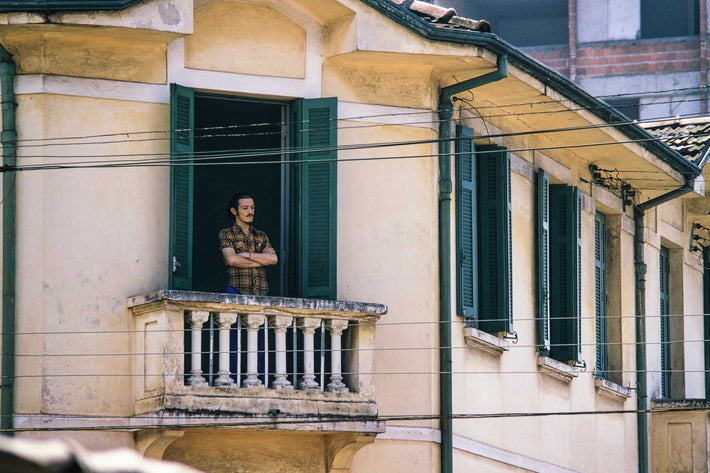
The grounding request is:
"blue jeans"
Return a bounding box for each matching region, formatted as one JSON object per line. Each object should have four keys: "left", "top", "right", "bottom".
{"left": 226, "top": 286, "right": 266, "bottom": 382}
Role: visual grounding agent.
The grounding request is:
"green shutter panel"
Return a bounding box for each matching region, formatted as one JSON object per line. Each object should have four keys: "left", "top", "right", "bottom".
{"left": 477, "top": 146, "right": 513, "bottom": 334}
{"left": 660, "top": 246, "right": 670, "bottom": 397}
{"left": 169, "top": 83, "right": 195, "bottom": 290}
{"left": 574, "top": 189, "right": 582, "bottom": 365}
{"left": 549, "top": 186, "right": 582, "bottom": 363}
{"left": 594, "top": 212, "right": 608, "bottom": 379}
{"left": 703, "top": 247, "right": 710, "bottom": 397}
{"left": 537, "top": 170, "right": 550, "bottom": 353}
{"left": 292, "top": 98, "right": 337, "bottom": 300}
{"left": 456, "top": 125, "right": 478, "bottom": 322}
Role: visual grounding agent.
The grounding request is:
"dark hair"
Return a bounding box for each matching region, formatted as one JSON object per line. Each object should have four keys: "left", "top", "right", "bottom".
{"left": 227, "top": 192, "right": 254, "bottom": 220}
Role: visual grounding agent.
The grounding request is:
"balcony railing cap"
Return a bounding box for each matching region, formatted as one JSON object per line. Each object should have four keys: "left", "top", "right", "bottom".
{"left": 127, "top": 290, "right": 387, "bottom": 320}
{"left": 651, "top": 398, "right": 710, "bottom": 410}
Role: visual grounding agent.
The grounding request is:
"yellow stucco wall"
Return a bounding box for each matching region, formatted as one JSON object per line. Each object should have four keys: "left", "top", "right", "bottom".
{"left": 13, "top": 94, "right": 169, "bottom": 429}
{"left": 651, "top": 409, "right": 708, "bottom": 473}
{"left": 0, "top": 28, "right": 168, "bottom": 83}
{"left": 2, "top": 0, "right": 708, "bottom": 472}
{"left": 185, "top": 2, "right": 306, "bottom": 78}
{"left": 338, "top": 121, "right": 439, "bottom": 426}
{"left": 164, "top": 431, "right": 328, "bottom": 473}
{"left": 351, "top": 439, "right": 438, "bottom": 473}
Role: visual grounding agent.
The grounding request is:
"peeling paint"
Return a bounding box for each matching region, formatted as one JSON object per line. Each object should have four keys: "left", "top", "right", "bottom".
{"left": 158, "top": 3, "right": 180, "bottom": 26}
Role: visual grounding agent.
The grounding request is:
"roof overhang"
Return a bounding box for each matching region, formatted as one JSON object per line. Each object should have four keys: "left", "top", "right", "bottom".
{"left": 0, "top": 0, "right": 144, "bottom": 12}
{"left": 355, "top": 0, "right": 701, "bottom": 200}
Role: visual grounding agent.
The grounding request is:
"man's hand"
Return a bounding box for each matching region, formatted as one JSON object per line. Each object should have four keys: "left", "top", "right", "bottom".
{"left": 242, "top": 248, "right": 278, "bottom": 266}
{"left": 221, "top": 248, "right": 261, "bottom": 268}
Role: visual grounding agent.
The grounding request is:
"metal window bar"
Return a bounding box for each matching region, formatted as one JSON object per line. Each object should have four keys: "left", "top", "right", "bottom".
{"left": 291, "top": 322, "right": 298, "bottom": 388}
{"left": 236, "top": 315, "right": 242, "bottom": 388}
{"left": 264, "top": 317, "right": 270, "bottom": 388}
{"left": 208, "top": 313, "right": 215, "bottom": 385}
{"left": 320, "top": 326, "right": 325, "bottom": 391}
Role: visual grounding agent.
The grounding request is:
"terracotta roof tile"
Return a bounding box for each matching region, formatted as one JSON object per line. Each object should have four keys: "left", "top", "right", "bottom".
{"left": 390, "top": 0, "right": 491, "bottom": 32}
{"left": 643, "top": 117, "right": 710, "bottom": 165}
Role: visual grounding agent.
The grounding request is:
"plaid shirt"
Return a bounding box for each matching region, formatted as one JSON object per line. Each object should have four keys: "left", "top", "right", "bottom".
{"left": 218, "top": 223, "right": 273, "bottom": 295}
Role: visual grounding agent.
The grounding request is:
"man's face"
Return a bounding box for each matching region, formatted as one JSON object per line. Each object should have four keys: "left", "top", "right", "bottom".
{"left": 232, "top": 198, "right": 255, "bottom": 226}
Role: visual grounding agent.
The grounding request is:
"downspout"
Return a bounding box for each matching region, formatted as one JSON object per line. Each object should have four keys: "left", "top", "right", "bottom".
{"left": 437, "top": 54, "right": 507, "bottom": 473}
{"left": 0, "top": 44, "right": 16, "bottom": 436}
{"left": 633, "top": 175, "right": 696, "bottom": 473}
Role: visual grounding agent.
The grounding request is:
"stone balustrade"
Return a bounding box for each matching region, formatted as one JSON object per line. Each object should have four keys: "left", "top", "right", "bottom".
{"left": 650, "top": 399, "right": 710, "bottom": 472}
{"left": 127, "top": 291, "right": 387, "bottom": 423}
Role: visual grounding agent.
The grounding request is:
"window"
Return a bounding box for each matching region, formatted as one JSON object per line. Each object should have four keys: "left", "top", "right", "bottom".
{"left": 659, "top": 245, "right": 671, "bottom": 397}
{"left": 456, "top": 125, "right": 513, "bottom": 335}
{"left": 169, "top": 84, "right": 337, "bottom": 299}
{"left": 537, "top": 177, "right": 582, "bottom": 364}
{"left": 605, "top": 98, "right": 640, "bottom": 122}
{"left": 536, "top": 170, "right": 550, "bottom": 353}
{"left": 641, "top": 0, "right": 699, "bottom": 39}
{"left": 444, "top": 0, "right": 568, "bottom": 47}
{"left": 704, "top": 247, "right": 710, "bottom": 396}
{"left": 594, "top": 212, "right": 608, "bottom": 379}
{"left": 0, "top": 0, "right": 142, "bottom": 12}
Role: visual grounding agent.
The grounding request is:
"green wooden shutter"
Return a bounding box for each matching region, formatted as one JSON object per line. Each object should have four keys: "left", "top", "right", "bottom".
{"left": 292, "top": 98, "right": 337, "bottom": 300}
{"left": 456, "top": 125, "right": 478, "bottom": 322}
{"left": 594, "top": 212, "right": 608, "bottom": 378}
{"left": 169, "top": 83, "right": 195, "bottom": 290}
{"left": 660, "top": 246, "right": 670, "bottom": 397}
{"left": 703, "top": 247, "right": 710, "bottom": 397}
{"left": 537, "top": 170, "right": 550, "bottom": 353}
{"left": 549, "top": 186, "right": 582, "bottom": 363}
{"left": 477, "top": 145, "right": 513, "bottom": 334}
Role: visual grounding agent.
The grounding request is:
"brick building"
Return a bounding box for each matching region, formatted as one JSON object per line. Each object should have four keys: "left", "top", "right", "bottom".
{"left": 438, "top": 0, "right": 708, "bottom": 121}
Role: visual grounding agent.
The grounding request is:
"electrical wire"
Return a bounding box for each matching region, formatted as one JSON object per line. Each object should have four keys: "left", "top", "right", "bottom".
{"left": 0, "top": 309, "right": 706, "bottom": 335}
{"left": 0, "top": 308, "right": 706, "bottom": 334}
{"left": 14, "top": 111, "right": 690, "bottom": 160}
{"left": 8, "top": 84, "right": 710, "bottom": 148}
{"left": 3, "top": 132, "right": 699, "bottom": 178}
{"left": 0, "top": 367, "right": 701, "bottom": 380}
{"left": 5, "top": 406, "right": 710, "bottom": 433}
{"left": 2, "top": 335, "right": 707, "bottom": 358}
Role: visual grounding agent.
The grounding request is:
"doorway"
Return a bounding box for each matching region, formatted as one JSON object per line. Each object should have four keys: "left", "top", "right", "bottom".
{"left": 192, "top": 95, "right": 286, "bottom": 295}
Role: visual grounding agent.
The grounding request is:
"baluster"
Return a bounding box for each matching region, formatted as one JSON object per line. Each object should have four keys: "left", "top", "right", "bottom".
{"left": 298, "top": 318, "right": 322, "bottom": 390}
{"left": 242, "top": 313, "right": 266, "bottom": 387}
{"left": 269, "top": 314, "right": 294, "bottom": 390}
{"left": 186, "top": 311, "right": 210, "bottom": 387}
{"left": 327, "top": 319, "right": 349, "bottom": 392}
{"left": 214, "top": 313, "right": 238, "bottom": 387}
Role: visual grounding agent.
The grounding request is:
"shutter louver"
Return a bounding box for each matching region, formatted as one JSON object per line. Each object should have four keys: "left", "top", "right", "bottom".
{"left": 169, "top": 83, "right": 195, "bottom": 290}
{"left": 573, "top": 189, "right": 582, "bottom": 364}
{"left": 537, "top": 170, "right": 550, "bottom": 353}
{"left": 660, "top": 246, "right": 670, "bottom": 397}
{"left": 704, "top": 247, "right": 710, "bottom": 397}
{"left": 477, "top": 146, "right": 513, "bottom": 334}
{"left": 549, "top": 186, "right": 582, "bottom": 363}
{"left": 293, "top": 98, "right": 337, "bottom": 300}
{"left": 456, "top": 125, "right": 478, "bottom": 322}
{"left": 594, "top": 212, "right": 608, "bottom": 379}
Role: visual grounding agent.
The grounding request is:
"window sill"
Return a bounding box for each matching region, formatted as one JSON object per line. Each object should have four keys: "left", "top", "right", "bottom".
{"left": 463, "top": 327, "right": 509, "bottom": 356}
{"left": 536, "top": 356, "right": 578, "bottom": 383}
{"left": 594, "top": 378, "right": 632, "bottom": 402}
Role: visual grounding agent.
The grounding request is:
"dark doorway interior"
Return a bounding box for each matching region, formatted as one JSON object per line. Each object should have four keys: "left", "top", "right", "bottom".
{"left": 192, "top": 95, "right": 284, "bottom": 295}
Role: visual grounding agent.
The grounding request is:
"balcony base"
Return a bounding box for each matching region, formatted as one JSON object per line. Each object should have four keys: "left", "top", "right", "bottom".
{"left": 137, "top": 410, "right": 386, "bottom": 434}
{"left": 136, "top": 386, "right": 378, "bottom": 420}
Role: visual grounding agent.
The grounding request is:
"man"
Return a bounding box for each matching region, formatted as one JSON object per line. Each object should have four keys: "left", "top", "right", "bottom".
{"left": 218, "top": 192, "right": 278, "bottom": 295}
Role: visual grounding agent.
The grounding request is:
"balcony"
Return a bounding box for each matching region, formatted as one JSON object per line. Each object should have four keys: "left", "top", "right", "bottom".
{"left": 127, "top": 290, "right": 387, "bottom": 432}
{"left": 650, "top": 399, "right": 710, "bottom": 472}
